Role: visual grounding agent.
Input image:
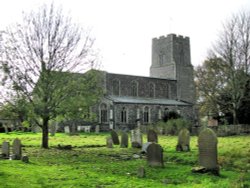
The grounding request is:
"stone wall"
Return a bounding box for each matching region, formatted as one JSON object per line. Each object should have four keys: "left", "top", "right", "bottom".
{"left": 209, "top": 124, "right": 250, "bottom": 136}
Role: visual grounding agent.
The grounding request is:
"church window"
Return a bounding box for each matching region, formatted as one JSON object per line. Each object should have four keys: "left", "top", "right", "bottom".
{"left": 121, "top": 107, "right": 127, "bottom": 123}
{"left": 131, "top": 81, "right": 138, "bottom": 97}
{"left": 149, "top": 83, "right": 155, "bottom": 98}
{"left": 143, "top": 106, "right": 150, "bottom": 123}
{"left": 112, "top": 79, "right": 120, "bottom": 96}
{"left": 100, "top": 103, "right": 108, "bottom": 123}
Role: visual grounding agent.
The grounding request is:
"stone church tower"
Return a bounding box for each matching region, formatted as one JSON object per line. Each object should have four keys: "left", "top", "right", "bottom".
{"left": 150, "top": 34, "right": 195, "bottom": 104}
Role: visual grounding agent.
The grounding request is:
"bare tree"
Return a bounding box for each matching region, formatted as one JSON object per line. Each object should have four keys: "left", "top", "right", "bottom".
{"left": 213, "top": 11, "right": 250, "bottom": 124}
{"left": 0, "top": 3, "right": 101, "bottom": 148}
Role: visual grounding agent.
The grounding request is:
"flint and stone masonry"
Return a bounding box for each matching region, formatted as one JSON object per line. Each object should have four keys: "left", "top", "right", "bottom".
{"left": 91, "top": 34, "right": 196, "bottom": 131}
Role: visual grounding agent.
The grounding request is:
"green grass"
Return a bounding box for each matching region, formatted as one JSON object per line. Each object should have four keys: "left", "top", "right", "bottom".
{"left": 0, "top": 132, "right": 249, "bottom": 188}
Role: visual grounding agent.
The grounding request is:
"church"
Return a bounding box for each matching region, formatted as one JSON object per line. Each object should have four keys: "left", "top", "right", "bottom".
{"left": 92, "top": 34, "right": 196, "bottom": 131}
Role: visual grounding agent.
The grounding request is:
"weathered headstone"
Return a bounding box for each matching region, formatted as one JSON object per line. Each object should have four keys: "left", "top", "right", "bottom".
{"left": 137, "top": 166, "right": 146, "bottom": 178}
{"left": 120, "top": 132, "right": 128, "bottom": 148}
{"left": 147, "top": 129, "right": 158, "bottom": 143}
{"left": 64, "top": 126, "right": 70, "bottom": 134}
{"left": 95, "top": 125, "right": 100, "bottom": 133}
{"left": 111, "top": 130, "right": 119, "bottom": 145}
{"left": 12, "top": 138, "right": 22, "bottom": 160}
{"left": 106, "top": 137, "right": 113, "bottom": 148}
{"left": 198, "top": 128, "right": 219, "bottom": 175}
{"left": 147, "top": 143, "right": 164, "bottom": 167}
{"left": 176, "top": 128, "right": 190, "bottom": 152}
{"left": 131, "top": 129, "right": 143, "bottom": 148}
{"left": 2, "top": 141, "right": 10, "bottom": 158}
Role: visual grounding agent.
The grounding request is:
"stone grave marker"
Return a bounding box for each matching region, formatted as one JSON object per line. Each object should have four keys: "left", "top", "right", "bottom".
{"left": 95, "top": 125, "right": 100, "bottom": 133}
{"left": 120, "top": 132, "right": 128, "bottom": 148}
{"left": 106, "top": 137, "right": 113, "bottom": 148}
{"left": 137, "top": 166, "right": 146, "bottom": 178}
{"left": 198, "top": 128, "right": 219, "bottom": 175}
{"left": 12, "top": 138, "right": 22, "bottom": 160}
{"left": 64, "top": 126, "right": 70, "bottom": 133}
{"left": 2, "top": 141, "right": 10, "bottom": 158}
{"left": 131, "top": 129, "right": 143, "bottom": 148}
{"left": 147, "top": 129, "right": 158, "bottom": 143}
{"left": 147, "top": 143, "right": 164, "bottom": 167}
{"left": 111, "top": 130, "right": 120, "bottom": 145}
{"left": 176, "top": 128, "right": 190, "bottom": 152}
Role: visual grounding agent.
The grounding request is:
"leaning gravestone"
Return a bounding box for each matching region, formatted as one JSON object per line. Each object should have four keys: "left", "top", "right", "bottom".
{"left": 176, "top": 128, "right": 190, "bottom": 152}
{"left": 147, "top": 129, "right": 158, "bottom": 143}
{"left": 2, "top": 141, "right": 10, "bottom": 158}
{"left": 12, "top": 138, "right": 22, "bottom": 160}
{"left": 131, "top": 129, "right": 143, "bottom": 148}
{"left": 198, "top": 128, "right": 219, "bottom": 175}
{"left": 111, "top": 130, "right": 120, "bottom": 145}
{"left": 106, "top": 137, "right": 113, "bottom": 148}
{"left": 120, "top": 132, "right": 128, "bottom": 148}
{"left": 147, "top": 143, "right": 164, "bottom": 167}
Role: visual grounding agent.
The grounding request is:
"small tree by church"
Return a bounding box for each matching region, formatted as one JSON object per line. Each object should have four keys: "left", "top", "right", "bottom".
{"left": 0, "top": 3, "right": 101, "bottom": 148}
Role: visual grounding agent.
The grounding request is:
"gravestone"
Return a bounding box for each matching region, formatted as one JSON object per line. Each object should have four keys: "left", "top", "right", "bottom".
{"left": 176, "top": 128, "right": 190, "bottom": 152}
{"left": 131, "top": 129, "right": 143, "bottom": 148}
{"left": 198, "top": 128, "right": 219, "bottom": 175}
{"left": 12, "top": 138, "right": 22, "bottom": 160}
{"left": 147, "top": 143, "right": 164, "bottom": 167}
{"left": 95, "top": 125, "right": 100, "bottom": 133}
{"left": 147, "top": 129, "right": 158, "bottom": 143}
{"left": 2, "top": 141, "right": 10, "bottom": 158}
{"left": 111, "top": 130, "right": 119, "bottom": 145}
{"left": 120, "top": 132, "right": 128, "bottom": 148}
{"left": 106, "top": 137, "right": 113, "bottom": 148}
{"left": 137, "top": 166, "right": 146, "bottom": 178}
{"left": 64, "top": 126, "right": 70, "bottom": 133}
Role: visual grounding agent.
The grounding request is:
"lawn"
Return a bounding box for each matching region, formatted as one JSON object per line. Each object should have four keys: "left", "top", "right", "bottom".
{"left": 0, "top": 132, "right": 249, "bottom": 188}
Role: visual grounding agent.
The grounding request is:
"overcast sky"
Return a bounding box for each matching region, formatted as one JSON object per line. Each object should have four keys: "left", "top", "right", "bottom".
{"left": 1, "top": 0, "right": 250, "bottom": 76}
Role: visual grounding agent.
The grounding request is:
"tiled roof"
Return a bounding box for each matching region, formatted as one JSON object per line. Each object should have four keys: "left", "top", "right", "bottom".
{"left": 106, "top": 95, "right": 190, "bottom": 106}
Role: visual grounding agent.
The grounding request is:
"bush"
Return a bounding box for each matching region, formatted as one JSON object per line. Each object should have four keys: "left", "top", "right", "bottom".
{"left": 157, "top": 118, "right": 192, "bottom": 135}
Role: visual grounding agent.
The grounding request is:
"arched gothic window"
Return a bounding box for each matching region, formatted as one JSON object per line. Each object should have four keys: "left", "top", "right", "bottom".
{"left": 149, "top": 83, "right": 155, "bottom": 98}
{"left": 121, "top": 107, "right": 127, "bottom": 123}
{"left": 131, "top": 81, "right": 138, "bottom": 97}
{"left": 143, "top": 106, "right": 149, "bottom": 123}
{"left": 112, "top": 79, "right": 120, "bottom": 96}
{"left": 100, "top": 103, "right": 108, "bottom": 123}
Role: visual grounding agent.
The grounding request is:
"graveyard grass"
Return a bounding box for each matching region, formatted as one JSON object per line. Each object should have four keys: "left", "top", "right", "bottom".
{"left": 0, "top": 132, "right": 249, "bottom": 188}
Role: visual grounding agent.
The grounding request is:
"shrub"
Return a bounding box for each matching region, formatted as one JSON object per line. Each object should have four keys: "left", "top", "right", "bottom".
{"left": 156, "top": 118, "right": 192, "bottom": 135}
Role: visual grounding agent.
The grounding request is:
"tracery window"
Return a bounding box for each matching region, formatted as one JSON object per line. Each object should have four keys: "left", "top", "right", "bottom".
{"left": 131, "top": 81, "right": 138, "bottom": 97}
{"left": 143, "top": 106, "right": 149, "bottom": 123}
{"left": 121, "top": 107, "right": 127, "bottom": 123}
{"left": 100, "top": 103, "right": 108, "bottom": 123}
{"left": 149, "top": 83, "right": 155, "bottom": 98}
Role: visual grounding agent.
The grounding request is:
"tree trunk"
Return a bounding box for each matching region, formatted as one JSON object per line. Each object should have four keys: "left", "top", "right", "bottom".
{"left": 42, "top": 118, "right": 49, "bottom": 148}
{"left": 232, "top": 109, "right": 238, "bottom": 125}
